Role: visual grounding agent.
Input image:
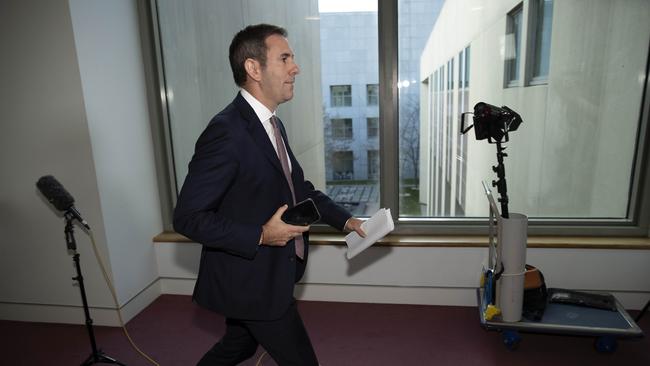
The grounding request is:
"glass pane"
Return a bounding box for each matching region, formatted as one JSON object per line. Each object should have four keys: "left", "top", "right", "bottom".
{"left": 366, "top": 83, "right": 379, "bottom": 105}
{"left": 331, "top": 118, "right": 353, "bottom": 139}
{"left": 320, "top": 1, "right": 379, "bottom": 216}
{"left": 505, "top": 6, "right": 523, "bottom": 85}
{"left": 157, "top": 0, "right": 329, "bottom": 195}
{"left": 397, "top": 0, "right": 444, "bottom": 216}
{"left": 330, "top": 85, "right": 352, "bottom": 107}
{"left": 532, "top": 0, "right": 553, "bottom": 79}
{"left": 367, "top": 117, "right": 379, "bottom": 138}
{"left": 401, "top": 0, "right": 649, "bottom": 219}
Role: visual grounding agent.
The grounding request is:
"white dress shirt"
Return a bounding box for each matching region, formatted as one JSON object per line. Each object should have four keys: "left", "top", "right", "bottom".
{"left": 240, "top": 89, "right": 292, "bottom": 171}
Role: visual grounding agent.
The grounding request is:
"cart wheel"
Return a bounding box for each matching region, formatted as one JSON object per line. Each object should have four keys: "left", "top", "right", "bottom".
{"left": 594, "top": 336, "right": 617, "bottom": 353}
{"left": 502, "top": 330, "right": 521, "bottom": 350}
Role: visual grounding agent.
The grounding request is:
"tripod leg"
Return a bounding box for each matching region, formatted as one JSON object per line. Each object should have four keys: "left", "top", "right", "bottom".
{"left": 81, "top": 350, "right": 127, "bottom": 366}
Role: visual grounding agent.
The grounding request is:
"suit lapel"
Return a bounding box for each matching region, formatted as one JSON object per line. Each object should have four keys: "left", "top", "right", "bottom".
{"left": 233, "top": 93, "right": 285, "bottom": 176}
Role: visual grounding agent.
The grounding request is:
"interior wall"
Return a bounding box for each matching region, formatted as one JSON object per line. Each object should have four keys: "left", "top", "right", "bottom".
{"left": 0, "top": 0, "right": 162, "bottom": 326}
{"left": 68, "top": 0, "right": 162, "bottom": 307}
{"left": 0, "top": 0, "right": 115, "bottom": 315}
{"left": 156, "top": 242, "right": 650, "bottom": 310}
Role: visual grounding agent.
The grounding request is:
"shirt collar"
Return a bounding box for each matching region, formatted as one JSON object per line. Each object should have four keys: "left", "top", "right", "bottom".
{"left": 240, "top": 88, "right": 275, "bottom": 123}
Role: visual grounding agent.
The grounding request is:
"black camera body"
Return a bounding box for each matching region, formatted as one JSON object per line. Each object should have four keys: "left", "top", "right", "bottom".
{"left": 459, "top": 101, "right": 524, "bottom": 218}
{"left": 461, "top": 102, "right": 522, "bottom": 143}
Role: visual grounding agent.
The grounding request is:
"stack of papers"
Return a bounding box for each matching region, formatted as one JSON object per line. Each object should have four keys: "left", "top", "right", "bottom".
{"left": 345, "top": 208, "right": 394, "bottom": 259}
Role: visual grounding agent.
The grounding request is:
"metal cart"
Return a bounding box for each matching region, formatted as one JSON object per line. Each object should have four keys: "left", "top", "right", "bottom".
{"left": 478, "top": 182, "right": 644, "bottom": 352}
{"left": 477, "top": 288, "right": 644, "bottom": 352}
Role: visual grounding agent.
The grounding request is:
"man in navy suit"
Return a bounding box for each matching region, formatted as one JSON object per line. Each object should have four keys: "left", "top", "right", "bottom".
{"left": 174, "top": 24, "right": 365, "bottom": 366}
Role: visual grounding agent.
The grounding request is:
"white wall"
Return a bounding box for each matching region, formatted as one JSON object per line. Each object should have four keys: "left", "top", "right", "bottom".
{"left": 68, "top": 0, "right": 162, "bottom": 310}
{"left": 156, "top": 241, "right": 650, "bottom": 310}
{"left": 0, "top": 0, "right": 162, "bottom": 326}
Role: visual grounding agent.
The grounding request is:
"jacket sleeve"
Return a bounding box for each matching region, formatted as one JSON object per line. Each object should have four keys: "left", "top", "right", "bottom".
{"left": 173, "top": 121, "right": 262, "bottom": 259}
{"left": 303, "top": 180, "right": 352, "bottom": 231}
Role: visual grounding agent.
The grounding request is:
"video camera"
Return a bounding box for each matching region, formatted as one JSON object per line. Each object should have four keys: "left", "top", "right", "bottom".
{"left": 461, "top": 102, "right": 522, "bottom": 143}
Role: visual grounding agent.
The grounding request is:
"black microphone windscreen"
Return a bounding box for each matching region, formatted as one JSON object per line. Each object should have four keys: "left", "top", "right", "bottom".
{"left": 36, "top": 175, "right": 75, "bottom": 212}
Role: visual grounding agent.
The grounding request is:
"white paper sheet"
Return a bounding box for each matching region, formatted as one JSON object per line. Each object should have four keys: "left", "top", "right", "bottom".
{"left": 345, "top": 208, "right": 394, "bottom": 259}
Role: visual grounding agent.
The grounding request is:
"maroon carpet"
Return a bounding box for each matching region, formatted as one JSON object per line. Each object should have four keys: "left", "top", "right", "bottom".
{"left": 1, "top": 295, "right": 648, "bottom": 365}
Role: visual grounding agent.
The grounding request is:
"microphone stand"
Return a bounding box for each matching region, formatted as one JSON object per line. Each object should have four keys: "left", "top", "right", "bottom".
{"left": 492, "top": 141, "right": 510, "bottom": 218}
{"left": 64, "top": 212, "right": 126, "bottom": 366}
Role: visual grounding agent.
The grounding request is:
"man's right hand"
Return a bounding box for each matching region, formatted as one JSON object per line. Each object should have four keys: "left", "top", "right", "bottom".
{"left": 260, "top": 204, "right": 310, "bottom": 246}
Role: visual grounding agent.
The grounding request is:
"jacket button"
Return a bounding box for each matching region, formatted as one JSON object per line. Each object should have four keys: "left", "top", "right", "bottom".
{"left": 289, "top": 256, "right": 295, "bottom": 262}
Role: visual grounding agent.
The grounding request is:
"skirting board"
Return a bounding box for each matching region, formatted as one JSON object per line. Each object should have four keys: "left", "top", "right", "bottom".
{"left": 0, "top": 280, "right": 162, "bottom": 326}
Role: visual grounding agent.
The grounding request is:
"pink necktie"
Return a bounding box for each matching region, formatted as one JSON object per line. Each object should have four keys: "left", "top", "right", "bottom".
{"left": 270, "top": 116, "right": 304, "bottom": 259}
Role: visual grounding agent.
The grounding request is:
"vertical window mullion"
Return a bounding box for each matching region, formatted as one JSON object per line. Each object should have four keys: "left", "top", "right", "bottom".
{"left": 378, "top": 0, "right": 399, "bottom": 217}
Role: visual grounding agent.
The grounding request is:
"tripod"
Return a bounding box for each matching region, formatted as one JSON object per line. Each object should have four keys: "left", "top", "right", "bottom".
{"left": 64, "top": 213, "right": 126, "bottom": 366}
{"left": 492, "top": 141, "right": 510, "bottom": 219}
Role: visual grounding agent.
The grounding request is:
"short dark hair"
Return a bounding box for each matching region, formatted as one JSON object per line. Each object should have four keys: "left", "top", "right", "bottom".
{"left": 229, "top": 24, "right": 288, "bottom": 87}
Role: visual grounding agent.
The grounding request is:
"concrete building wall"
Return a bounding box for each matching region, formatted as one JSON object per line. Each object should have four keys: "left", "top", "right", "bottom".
{"left": 419, "top": 0, "right": 650, "bottom": 218}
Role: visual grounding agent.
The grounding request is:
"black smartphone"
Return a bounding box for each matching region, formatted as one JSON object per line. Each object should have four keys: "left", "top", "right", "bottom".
{"left": 281, "top": 198, "right": 321, "bottom": 226}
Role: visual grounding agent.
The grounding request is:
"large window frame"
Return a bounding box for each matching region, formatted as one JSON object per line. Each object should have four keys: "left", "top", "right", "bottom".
{"left": 139, "top": 0, "right": 650, "bottom": 237}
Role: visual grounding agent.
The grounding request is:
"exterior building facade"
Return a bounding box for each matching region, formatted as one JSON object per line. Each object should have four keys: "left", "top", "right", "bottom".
{"left": 419, "top": 0, "right": 649, "bottom": 218}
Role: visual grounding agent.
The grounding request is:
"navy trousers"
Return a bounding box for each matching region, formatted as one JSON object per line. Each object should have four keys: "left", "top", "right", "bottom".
{"left": 197, "top": 301, "right": 318, "bottom": 366}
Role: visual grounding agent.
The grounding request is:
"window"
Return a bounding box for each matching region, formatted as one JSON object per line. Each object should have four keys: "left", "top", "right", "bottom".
{"left": 148, "top": 0, "right": 650, "bottom": 236}
{"left": 367, "top": 150, "right": 379, "bottom": 179}
{"left": 528, "top": 0, "right": 553, "bottom": 83}
{"left": 504, "top": 4, "right": 523, "bottom": 87}
{"left": 366, "top": 84, "right": 379, "bottom": 105}
{"left": 367, "top": 117, "right": 379, "bottom": 138}
{"left": 330, "top": 85, "right": 352, "bottom": 107}
{"left": 331, "top": 118, "right": 353, "bottom": 139}
{"left": 332, "top": 151, "right": 354, "bottom": 181}
{"left": 415, "top": 0, "right": 649, "bottom": 229}
{"left": 321, "top": 8, "right": 379, "bottom": 215}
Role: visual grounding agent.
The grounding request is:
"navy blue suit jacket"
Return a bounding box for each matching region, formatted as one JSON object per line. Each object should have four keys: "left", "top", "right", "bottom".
{"left": 174, "top": 93, "right": 352, "bottom": 320}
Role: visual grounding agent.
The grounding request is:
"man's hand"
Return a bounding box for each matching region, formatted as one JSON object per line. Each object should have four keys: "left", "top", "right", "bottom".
{"left": 260, "top": 205, "right": 310, "bottom": 246}
{"left": 345, "top": 217, "right": 366, "bottom": 238}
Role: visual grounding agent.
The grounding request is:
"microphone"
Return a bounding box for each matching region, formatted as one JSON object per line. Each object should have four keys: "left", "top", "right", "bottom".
{"left": 36, "top": 175, "right": 90, "bottom": 229}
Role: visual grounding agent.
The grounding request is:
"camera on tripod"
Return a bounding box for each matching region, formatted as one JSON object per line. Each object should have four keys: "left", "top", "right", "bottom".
{"left": 459, "top": 102, "right": 524, "bottom": 218}
{"left": 461, "top": 102, "right": 523, "bottom": 143}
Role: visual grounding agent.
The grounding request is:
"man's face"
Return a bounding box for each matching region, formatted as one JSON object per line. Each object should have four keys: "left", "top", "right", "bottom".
{"left": 259, "top": 34, "right": 300, "bottom": 109}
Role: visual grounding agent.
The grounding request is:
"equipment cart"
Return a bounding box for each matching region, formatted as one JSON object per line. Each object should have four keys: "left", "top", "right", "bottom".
{"left": 477, "top": 288, "right": 644, "bottom": 352}
{"left": 477, "top": 182, "right": 643, "bottom": 352}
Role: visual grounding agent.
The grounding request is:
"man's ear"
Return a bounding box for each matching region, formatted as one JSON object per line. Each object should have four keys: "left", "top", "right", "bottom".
{"left": 244, "top": 58, "right": 262, "bottom": 82}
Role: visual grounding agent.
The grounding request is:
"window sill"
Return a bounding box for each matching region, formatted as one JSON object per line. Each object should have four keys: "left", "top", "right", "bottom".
{"left": 153, "top": 231, "right": 650, "bottom": 249}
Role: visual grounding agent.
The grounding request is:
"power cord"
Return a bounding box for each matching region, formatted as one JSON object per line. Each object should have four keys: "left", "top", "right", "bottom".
{"left": 255, "top": 351, "right": 267, "bottom": 365}
{"left": 88, "top": 230, "right": 160, "bottom": 366}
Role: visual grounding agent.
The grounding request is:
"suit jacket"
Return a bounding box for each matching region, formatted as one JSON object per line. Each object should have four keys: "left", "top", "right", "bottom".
{"left": 173, "top": 93, "right": 351, "bottom": 320}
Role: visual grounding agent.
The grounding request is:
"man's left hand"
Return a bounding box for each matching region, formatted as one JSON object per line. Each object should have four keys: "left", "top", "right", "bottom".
{"left": 345, "top": 217, "right": 366, "bottom": 238}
